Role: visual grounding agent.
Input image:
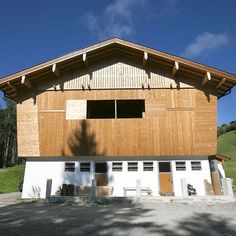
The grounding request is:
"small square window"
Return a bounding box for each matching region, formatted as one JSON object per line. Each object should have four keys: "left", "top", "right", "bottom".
{"left": 65, "top": 162, "right": 75, "bottom": 172}
{"left": 80, "top": 162, "right": 90, "bottom": 172}
{"left": 191, "top": 161, "right": 202, "bottom": 171}
{"left": 112, "top": 162, "right": 122, "bottom": 171}
{"left": 128, "top": 162, "right": 138, "bottom": 171}
{"left": 143, "top": 162, "right": 153, "bottom": 171}
{"left": 176, "top": 162, "right": 186, "bottom": 171}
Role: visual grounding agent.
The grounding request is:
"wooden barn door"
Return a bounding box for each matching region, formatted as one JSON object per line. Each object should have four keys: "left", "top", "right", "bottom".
{"left": 159, "top": 162, "right": 173, "bottom": 194}
{"left": 95, "top": 162, "right": 108, "bottom": 186}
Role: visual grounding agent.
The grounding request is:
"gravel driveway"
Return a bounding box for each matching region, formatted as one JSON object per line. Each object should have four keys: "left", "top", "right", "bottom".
{"left": 0, "top": 199, "right": 236, "bottom": 236}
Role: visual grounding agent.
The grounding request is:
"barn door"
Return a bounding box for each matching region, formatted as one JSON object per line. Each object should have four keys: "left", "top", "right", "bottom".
{"left": 95, "top": 162, "right": 108, "bottom": 186}
{"left": 159, "top": 162, "right": 173, "bottom": 195}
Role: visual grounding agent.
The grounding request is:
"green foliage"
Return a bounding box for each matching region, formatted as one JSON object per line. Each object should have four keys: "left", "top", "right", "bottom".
{"left": 0, "top": 164, "right": 25, "bottom": 193}
{"left": 217, "top": 131, "right": 236, "bottom": 182}
{"left": 0, "top": 98, "right": 17, "bottom": 168}
{"left": 217, "top": 120, "right": 236, "bottom": 137}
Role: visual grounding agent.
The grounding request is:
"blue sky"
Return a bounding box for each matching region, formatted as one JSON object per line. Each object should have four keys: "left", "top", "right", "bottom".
{"left": 0, "top": 0, "right": 235, "bottom": 125}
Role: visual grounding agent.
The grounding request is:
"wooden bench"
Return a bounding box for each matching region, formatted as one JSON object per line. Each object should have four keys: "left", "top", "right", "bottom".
{"left": 123, "top": 187, "right": 152, "bottom": 196}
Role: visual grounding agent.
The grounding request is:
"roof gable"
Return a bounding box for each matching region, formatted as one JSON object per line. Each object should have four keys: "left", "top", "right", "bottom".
{"left": 0, "top": 38, "right": 235, "bottom": 99}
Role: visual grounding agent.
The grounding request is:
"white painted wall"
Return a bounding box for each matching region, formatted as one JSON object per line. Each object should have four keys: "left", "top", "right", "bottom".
{"left": 22, "top": 158, "right": 213, "bottom": 199}
{"left": 172, "top": 159, "right": 212, "bottom": 196}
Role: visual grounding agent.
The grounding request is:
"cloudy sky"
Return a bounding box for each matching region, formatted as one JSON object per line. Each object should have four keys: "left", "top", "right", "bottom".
{"left": 0, "top": 0, "right": 235, "bottom": 125}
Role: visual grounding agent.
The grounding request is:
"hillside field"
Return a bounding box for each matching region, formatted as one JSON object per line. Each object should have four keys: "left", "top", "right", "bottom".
{"left": 0, "top": 164, "right": 25, "bottom": 193}
{"left": 217, "top": 130, "right": 236, "bottom": 192}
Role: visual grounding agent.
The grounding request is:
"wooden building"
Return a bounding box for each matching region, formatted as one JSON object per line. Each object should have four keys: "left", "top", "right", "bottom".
{"left": 0, "top": 38, "right": 235, "bottom": 198}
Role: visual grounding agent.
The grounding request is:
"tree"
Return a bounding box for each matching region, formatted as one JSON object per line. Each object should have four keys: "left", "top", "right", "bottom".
{"left": 0, "top": 98, "right": 17, "bottom": 168}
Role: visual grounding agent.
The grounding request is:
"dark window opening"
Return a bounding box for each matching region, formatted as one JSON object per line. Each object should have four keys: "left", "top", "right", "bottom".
{"left": 87, "top": 100, "right": 115, "bottom": 119}
{"left": 80, "top": 162, "right": 90, "bottom": 172}
{"left": 128, "top": 162, "right": 138, "bottom": 171}
{"left": 95, "top": 162, "right": 107, "bottom": 173}
{"left": 159, "top": 162, "right": 171, "bottom": 172}
{"left": 117, "top": 100, "right": 145, "bottom": 118}
{"left": 65, "top": 162, "right": 75, "bottom": 172}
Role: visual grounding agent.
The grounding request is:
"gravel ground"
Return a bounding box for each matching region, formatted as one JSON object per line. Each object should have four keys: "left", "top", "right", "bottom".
{"left": 0, "top": 198, "right": 236, "bottom": 236}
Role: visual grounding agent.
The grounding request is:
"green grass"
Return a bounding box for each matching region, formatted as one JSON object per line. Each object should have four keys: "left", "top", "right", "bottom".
{"left": 0, "top": 164, "right": 25, "bottom": 193}
{"left": 217, "top": 130, "right": 236, "bottom": 193}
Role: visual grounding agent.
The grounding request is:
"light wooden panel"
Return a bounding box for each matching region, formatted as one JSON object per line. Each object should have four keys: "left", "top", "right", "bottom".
{"left": 17, "top": 97, "right": 40, "bottom": 156}
{"left": 35, "top": 88, "right": 217, "bottom": 157}
{"left": 39, "top": 112, "right": 65, "bottom": 156}
{"left": 37, "top": 54, "right": 193, "bottom": 91}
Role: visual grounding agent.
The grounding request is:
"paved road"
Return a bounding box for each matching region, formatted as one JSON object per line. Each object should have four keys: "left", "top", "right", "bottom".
{"left": 0, "top": 198, "right": 236, "bottom": 236}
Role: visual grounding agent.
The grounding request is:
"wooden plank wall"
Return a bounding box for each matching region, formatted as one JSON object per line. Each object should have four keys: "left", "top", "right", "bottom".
{"left": 37, "top": 54, "right": 194, "bottom": 91}
{"left": 34, "top": 88, "right": 217, "bottom": 157}
{"left": 17, "top": 97, "right": 40, "bottom": 156}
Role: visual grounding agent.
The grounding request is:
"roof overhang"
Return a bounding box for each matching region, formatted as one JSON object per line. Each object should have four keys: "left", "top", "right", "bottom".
{"left": 0, "top": 37, "right": 236, "bottom": 100}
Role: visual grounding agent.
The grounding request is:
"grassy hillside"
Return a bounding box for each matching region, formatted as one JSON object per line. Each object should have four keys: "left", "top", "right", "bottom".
{"left": 217, "top": 130, "right": 236, "bottom": 184}
{"left": 0, "top": 164, "right": 25, "bottom": 193}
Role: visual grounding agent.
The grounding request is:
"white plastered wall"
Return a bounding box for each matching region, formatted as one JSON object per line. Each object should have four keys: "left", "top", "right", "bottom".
{"left": 22, "top": 157, "right": 212, "bottom": 199}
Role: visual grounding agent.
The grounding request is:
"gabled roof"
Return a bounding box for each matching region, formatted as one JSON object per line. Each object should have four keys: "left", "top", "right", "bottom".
{"left": 0, "top": 37, "right": 236, "bottom": 100}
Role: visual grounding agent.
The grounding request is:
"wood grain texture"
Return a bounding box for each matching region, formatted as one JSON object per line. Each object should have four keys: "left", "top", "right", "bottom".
{"left": 33, "top": 88, "right": 217, "bottom": 157}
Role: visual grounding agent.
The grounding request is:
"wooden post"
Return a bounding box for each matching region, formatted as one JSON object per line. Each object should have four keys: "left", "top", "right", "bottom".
{"left": 45, "top": 179, "right": 52, "bottom": 199}
{"left": 91, "top": 179, "right": 97, "bottom": 201}
{"left": 136, "top": 179, "right": 141, "bottom": 198}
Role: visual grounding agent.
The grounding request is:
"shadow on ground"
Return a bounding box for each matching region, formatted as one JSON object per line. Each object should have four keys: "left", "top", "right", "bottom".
{"left": 0, "top": 201, "right": 235, "bottom": 236}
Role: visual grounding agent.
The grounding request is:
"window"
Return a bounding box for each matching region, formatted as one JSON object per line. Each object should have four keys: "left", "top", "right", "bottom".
{"left": 117, "top": 100, "right": 145, "bottom": 118}
{"left": 176, "top": 162, "right": 186, "bottom": 171}
{"left": 95, "top": 162, "right": 107, "bottom": 173}
{"left": 112, "top": 162, "right": 122, "bottom": 171}
{"left": 65, "top": 162, "right": 75, "bottom": 172}
{"left": 159, "top": 162, "right": 171, "bottom": 172}
{"left": 128, "top": 162, "right": 138, "bottom": 171}
{"left": 143, "top": 162, "right": 153, "bottom": 171}
{"left": 191, "top": 161, "right": 202, "bottom": 171}
{"left": 86, "top": 100, "right": 145, "bottom": 119}
{"left": 80, "top": 162, "right": 90, "bottom": 172}
{"left": 87, "top": 100, "right": 115, "bottom": 119}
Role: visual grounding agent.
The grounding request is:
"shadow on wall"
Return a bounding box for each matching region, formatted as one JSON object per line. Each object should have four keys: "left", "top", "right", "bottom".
{"left": 62, "top": 120, "right": 106, "bottom": 156}
{"left": 0, "top": 202, "right": 235, "bottom": 235}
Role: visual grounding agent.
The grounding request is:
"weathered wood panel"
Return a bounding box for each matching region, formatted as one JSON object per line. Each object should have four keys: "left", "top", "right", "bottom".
{"left": 35, "top": 88, "right": 217, "bottom": 157}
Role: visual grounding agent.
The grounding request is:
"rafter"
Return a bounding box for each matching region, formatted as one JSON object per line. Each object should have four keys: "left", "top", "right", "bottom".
{"left": 7, "top": 82, "right": 18, "bottom": 92}
{"left": 83, "top": 53, "right": 88, "bottom": 67}
{"left": 201, "top": 71, "right": 211, "bottom": 87}
{"left": 143, "top": 51, "right": 148, "bottom": 66}
{"left": 216, "top": 78, "right": 226, "bottom": 89}
{"left": 21, "top": 75, "right": 32, "bottom": 89}
{"left": 52, "top": 64, "right": 60, "bottom": 78}
{"left": 172, "top": 61, "right": 179, "bottom": 76}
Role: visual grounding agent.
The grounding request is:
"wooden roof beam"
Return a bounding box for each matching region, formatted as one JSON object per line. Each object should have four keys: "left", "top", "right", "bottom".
{"left": 83, "top": 53, "right": 88, "bottom": 67}
{"left": 7, "top": 82, "right": 18, "bottom": 92}
{"left": 216, "top": 78, "right": 226, "bottom": 89}
{"left": 172, "top": 61, "right": 179, "bottom": 76}
{"left": 21, "top": 75, "right": 32, "bottom": 89}
{"left": 52, "top": 64, "right": 60, "bottom": 78}
{"left": 201, "top": 71, "right": 211, "bottom": 87}
{"left": 143, "top": 52, "right": 148, "bottom": 66}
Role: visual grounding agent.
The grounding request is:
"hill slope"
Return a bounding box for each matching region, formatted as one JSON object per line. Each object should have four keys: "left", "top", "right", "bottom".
{"left": 0, "top": 165, "right": 25, "bottom": 193}
{"left": 217, "top": 130, "right": 236, "bottom": 181}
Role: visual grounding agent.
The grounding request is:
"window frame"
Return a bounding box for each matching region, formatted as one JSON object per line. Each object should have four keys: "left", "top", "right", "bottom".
{"left": 80, "top": 162, "right": 91, "bottom": 172}
{"left": 112, "top": 162, "right": 123, "bottom": 172}
{"left": 65, "top": 162, "right": 75, "bottom": 172}
{"left": 143, "top": 162, "right": 154, "bottom": 171}
{"left": 128, "top": 162, "right": 138, "bottom": 172}
{"left": 191, "top": 161, "right": 202, "bottom": 171}
{"left": 175, "top": 161, "right": 186, "bottom": 171}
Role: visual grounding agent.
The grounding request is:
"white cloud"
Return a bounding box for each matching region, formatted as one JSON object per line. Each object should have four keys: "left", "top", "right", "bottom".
{"left": 81, "top": 0, "right": 179, "bottom": 39}
{"left": 182, "top": 32, "right": 229, "bottom": 59}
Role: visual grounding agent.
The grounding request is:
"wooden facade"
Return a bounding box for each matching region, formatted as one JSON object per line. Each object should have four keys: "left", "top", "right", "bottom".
{"left": 16, "top": 52, "right": 217, "bottom": 157}
{"left": 1, "top": 38, "right": 235, "bottom": 159}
